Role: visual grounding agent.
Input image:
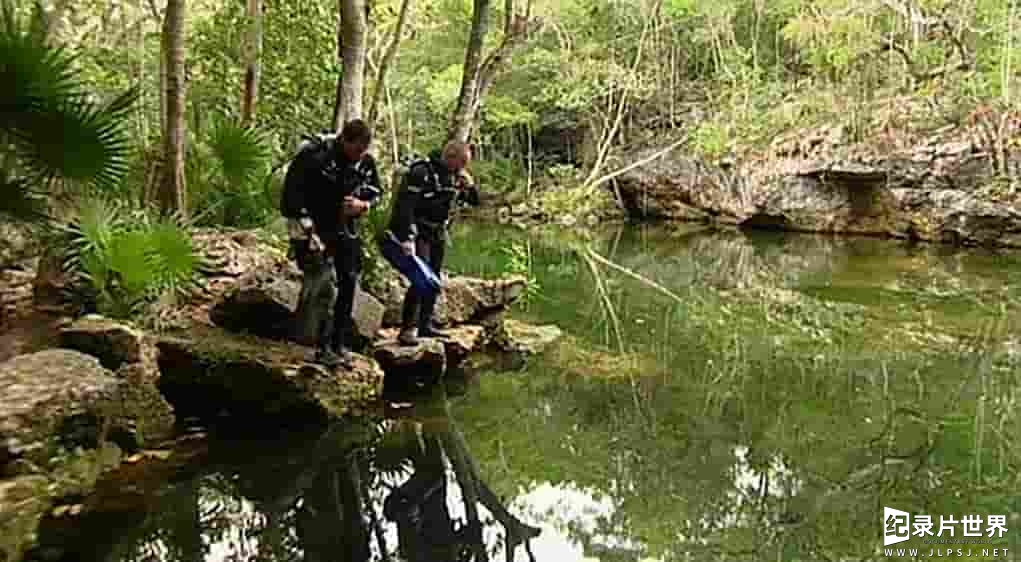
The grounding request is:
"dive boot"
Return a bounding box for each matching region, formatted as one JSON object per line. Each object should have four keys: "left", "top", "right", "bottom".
{"left": 333, "top": 346, "right": 354, "bottom": 369}
{"left": 314, "top": 348, "right": 343, "bottom": 369}
{"left": 398, "top": 327, "right": 419, "bottom": 346}
{"left": 417, "top": 323, "right": 448, "bottom": 339}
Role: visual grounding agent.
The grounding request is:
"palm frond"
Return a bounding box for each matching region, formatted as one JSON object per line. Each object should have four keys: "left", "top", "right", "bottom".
{"left": 144, "top": 214, "right": 202, "bottom": 294}
{"left": 0, "top": 5, "right": 137, "bottom": 193}
{"left": 208, "top": 117, "right": 271, "bottom": 188}
{"left": 0, "top": 171, "right": 47, "bottom": 222}
{"left": 10, "top": 87, "right": 138, "bottom": 189}
{"left": 0, "top": 4, "right": 78, "bottom": 128}
{"left": 59, "top": 197, "right": 125, "bottom": 298}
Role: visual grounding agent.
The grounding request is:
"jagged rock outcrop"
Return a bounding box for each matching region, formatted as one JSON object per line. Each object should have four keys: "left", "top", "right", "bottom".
{"left": 372, "top": 333, "right": 446, "bottom": 375}
{"left": 156, "top": 327, "right": 384, "bottom": 422}
{"left": 613, "top": 126, "right": 1021, "bottom": 248}
{"left": 494, "top": 319, "right": 563, "bottom": 357}
{"left": 59, "top": 315, "right": 151, "bottom": 372}
{"left": 59, "top": 316, "right": 174, "bottom": 445}
{"left": 0, "top": 349, "right": 166, "bottom": 561}
{"left": 0, "top": 222, "right": 37, "bottom": 327}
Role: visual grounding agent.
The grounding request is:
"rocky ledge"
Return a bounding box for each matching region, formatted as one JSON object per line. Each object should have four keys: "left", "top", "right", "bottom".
{"left": 0, "top": 348, "right": 173, "bottom": 562}
{"left": 613, "top": 122, "right": 1021, "bottom": 248}
{"left": 156, "top": 326, "right": 384, "bottom": 422}
{"left": 199, "top": 237, "right": 527, "bottom": 374}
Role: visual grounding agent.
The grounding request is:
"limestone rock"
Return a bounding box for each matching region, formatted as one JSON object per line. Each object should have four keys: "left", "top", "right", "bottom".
{"left": 148, "top": 229, "right": 291, "bottom": 330}
{"left": 0, "top": 350, "right": 131, "bottom": 466}
{"left": 208, "top": 260, "right": 301, "bottom": 341}
{"left": 57, "top": 316, "right": 173, "bottom": 445}
{"left": 441, "top": 325, "right": 487, "bottom": 366}
{"left": 375, "top": 274, "right": 527, "bottom": 327}
{"left": 208, "top": 260, "right": 384, "bottom": 344}
{"left": 0, "top": 349, "right": 157, "bottom": 559}
{"left": 110, "top": 362, "right": 175, "bottom": 445}
{"left": 613, "top": 152, "right": 755, "bottom": 223}
{"left": 191, "top": 228, "right": 286, "bottom": 279}
{"left": 352, "top": 288, "right": 385, "bottom": 342}
{"left": 612, "top": 144, "right": 1021, "bottom": 248}
{"left": 0, "top": 261, "right": 36, "bottom": 328}
{"left": 59, "top": 315, "right": 149, "bottom": 371}
{"left": 496, "top": 319, "right": 563, "bottom": 356}
{"left": 372, "top": 329, "right": 446, "bottom": 374}
{"left": 156, "top": 327, "right": 384, "bottom": 422}
{"left": 371, "top": 324, "right": 489, "bottom": 378}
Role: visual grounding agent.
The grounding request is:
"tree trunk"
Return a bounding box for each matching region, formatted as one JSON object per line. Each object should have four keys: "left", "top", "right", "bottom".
{"left": 333, "top": 0, "right": 368, "bottom": 130}
{"left": 158, "top": 14, "right": 167, "bottom": 135}
{"left": 240, "top": 0, "right": 262, "bottom": 125}
{"left": 159, "top": 0, "right": 187, "bottom": 216}
{"left": 366, "top": 0, "right": 413, "bottom": 127}
{"left": 447, "top": 0, "right": 492, "bottom": 144}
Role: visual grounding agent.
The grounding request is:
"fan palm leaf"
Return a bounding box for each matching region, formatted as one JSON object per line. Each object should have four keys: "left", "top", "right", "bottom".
{"left": 10, "top": 88, "right": 138, "bottom": 189}
{"left": 0, "top": 1, "right": 78, "bottom": 125}
{"left": 208, "top": 118, "right": 271, "bottom": 187}
{"left": 144, "top": 214, "right": 202, "bottom": 294}
{"left": 0, "top": 0, "right": 137, "bottom": 220}
{"left": 0, "top": 171, "right": 46, "bottom": 222}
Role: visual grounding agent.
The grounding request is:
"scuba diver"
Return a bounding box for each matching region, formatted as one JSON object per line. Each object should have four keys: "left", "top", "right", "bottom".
{"left": 385, "top": 141, "right": 480, "bottom": 346}
{"left": 281, "top": 119, "right": 382, "bottom": 369}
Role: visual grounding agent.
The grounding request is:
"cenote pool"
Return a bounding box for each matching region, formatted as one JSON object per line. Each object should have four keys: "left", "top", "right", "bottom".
{"left": 23, "top": 223, "right": 1021, "bottom": 562}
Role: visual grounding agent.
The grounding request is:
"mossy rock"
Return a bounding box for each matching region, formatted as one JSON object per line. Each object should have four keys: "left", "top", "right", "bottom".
{"left": 155, "top": 326, "right": 384, "bottom": 424}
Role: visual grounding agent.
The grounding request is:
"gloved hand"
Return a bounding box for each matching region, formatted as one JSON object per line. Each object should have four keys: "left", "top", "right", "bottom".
{"left": 401, "top": 239, "right": 415, "bottom": 256}
{"left": 309, "top": 233, "right": 324, "bottom": 253}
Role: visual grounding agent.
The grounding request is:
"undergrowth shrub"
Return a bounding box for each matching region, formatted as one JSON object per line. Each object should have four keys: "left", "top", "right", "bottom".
{"left": 60, "top": 198, "right": 202, "bottom": 319}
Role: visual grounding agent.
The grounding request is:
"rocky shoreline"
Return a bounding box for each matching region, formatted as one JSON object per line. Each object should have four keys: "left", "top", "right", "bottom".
{"left": 610, "top": 125, "right": 1020, "bottom": 248}
{"left": 0, "top": 228, "right": 558, "bottom": 561}
{"left": 483, "top": 122, "right": 1020, "bottom": 248}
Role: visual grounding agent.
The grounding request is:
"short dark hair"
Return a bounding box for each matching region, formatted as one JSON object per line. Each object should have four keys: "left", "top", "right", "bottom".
{"left": 340, "top": 119, "right": 372, "bottom": 145}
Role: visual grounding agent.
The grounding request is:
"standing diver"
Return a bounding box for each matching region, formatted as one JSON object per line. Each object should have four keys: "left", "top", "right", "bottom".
{"left": 386, "top": 141, "right": 479, "bottom": 346}
{"left": 281, "top": 119, "right": 381, "bottom": 368}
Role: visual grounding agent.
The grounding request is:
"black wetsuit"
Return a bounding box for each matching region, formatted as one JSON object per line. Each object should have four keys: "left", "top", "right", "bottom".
{"left": 282, "top": 139, "right": 381, "bottom": 352}
{"left": 387, "top": 151, "right": 478, "bottom": 332}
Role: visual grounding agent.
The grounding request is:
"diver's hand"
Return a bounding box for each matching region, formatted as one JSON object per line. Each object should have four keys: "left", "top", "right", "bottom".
{"left": 342, "top": 196, "right": 369, "bottom": 217}
{"left": 400, "top": 240, "right": 415, "bottom": 256}
{"left": 308, "top": 233, "right": 324, "bottom": 253}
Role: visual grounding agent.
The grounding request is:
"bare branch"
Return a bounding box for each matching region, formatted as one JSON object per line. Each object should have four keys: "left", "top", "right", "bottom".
{"left": 587, "top": 134, "right": 690, "bottom": 190}
{"left": 366, "top": 0, "right": 413, "bottom": 126}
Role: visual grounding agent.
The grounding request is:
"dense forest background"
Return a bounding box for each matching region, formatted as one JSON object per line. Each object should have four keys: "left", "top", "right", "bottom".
{"left": 2, "top": 0, "right": 1019, "bottom": 317}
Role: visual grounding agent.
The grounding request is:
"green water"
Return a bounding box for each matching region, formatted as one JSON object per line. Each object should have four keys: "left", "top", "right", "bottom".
{"left": 27, "top": 223, "right": 1021, "bottom": 562}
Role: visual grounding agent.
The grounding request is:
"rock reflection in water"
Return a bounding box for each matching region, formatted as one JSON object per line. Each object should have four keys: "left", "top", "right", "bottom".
{"left": 24, "top": 380, "right": 549, "bottom": 562}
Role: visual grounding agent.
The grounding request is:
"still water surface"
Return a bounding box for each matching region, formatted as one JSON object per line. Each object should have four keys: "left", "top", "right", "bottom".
{"left": 26, "top": 223, "right": 1021, "bottom": 562}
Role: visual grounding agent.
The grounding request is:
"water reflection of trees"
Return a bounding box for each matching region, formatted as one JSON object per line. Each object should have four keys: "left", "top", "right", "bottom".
{"left": 234, "top": 386, "right": 541, "bottom": 562}
{"left": 30, "top": 383, "right": 541, "bottom": 562}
